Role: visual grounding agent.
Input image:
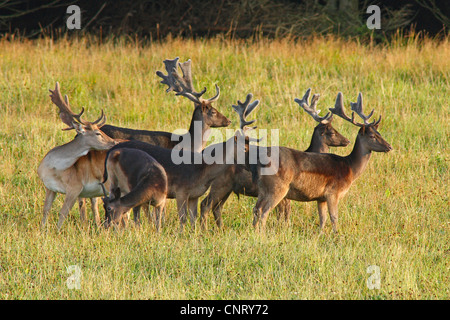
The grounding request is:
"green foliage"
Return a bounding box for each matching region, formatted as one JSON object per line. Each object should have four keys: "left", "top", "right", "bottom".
{"left": 0, "top": 35, "right": 448, "bottom": 299}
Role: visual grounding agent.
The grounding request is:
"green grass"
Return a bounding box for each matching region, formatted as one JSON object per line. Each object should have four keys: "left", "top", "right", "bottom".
{"left": 0, "top": 35, "right": 448, "bottom": 299}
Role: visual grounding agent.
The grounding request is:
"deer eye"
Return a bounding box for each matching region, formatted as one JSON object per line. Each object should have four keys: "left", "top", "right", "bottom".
{"left": 96, "top": 132, "right": 102, "bottom": 136}
{"left": 107, "top": 207, "right": 112, "bottom": 211}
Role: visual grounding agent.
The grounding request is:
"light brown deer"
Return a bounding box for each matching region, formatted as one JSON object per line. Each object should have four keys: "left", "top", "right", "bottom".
{"left": 199, "top": 89, "right": 350, "bottom": 229}
{"left": 251, "top": 91, "right": 392, "bottom": 233}
{"left": 37, "top": 82, "right": 119, "bottom": 230}
{"left": 79, "top": 57, "right": 231, "bottom": 221}
{"left": 101, "top": 148, "right": 168, "bottom": 230}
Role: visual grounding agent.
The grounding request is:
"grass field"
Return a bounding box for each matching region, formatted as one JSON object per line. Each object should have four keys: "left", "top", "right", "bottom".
{"left": 0, "top": 35, "right": 448, "bottom": 299}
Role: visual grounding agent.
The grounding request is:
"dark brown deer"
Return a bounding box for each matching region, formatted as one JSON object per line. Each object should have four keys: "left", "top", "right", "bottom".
{"left": 199, "top": 89, "right": 350, "bottom": 229}
{"left": 79, "top": 58, "right": 231, "bottom": 220}
{"left": 101, "top": 148, "right": 168, "bottom": 230}
{"left": 38, "top": 82, "right": 119, "bottom": 230}
{"left": 251, "top": 91, "right": 392, "bottom": 233}
{"left": 106, "top": 97, "right": 256, "bottom": 232}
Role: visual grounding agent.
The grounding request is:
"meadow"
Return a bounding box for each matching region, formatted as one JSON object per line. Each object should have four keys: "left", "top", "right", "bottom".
{"left": 0, "top": 34, "right": 448, "bottom": 299}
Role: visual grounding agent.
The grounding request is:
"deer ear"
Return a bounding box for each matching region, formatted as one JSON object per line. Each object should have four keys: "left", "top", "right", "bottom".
{"left": 202, "top": 102, "right": 210, "bottom": 112}
{"left": 319, "top": 127, "right": 325, "bottom": 136}
{"left": 72, "top": 122, "right": 85, "bottom": 134}
{"left": 113, "top": 187, "right": 121, "bottom": 200}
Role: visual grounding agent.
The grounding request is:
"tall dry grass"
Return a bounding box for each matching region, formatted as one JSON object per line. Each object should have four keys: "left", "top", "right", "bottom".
{"left": 0, "top": 35, "right": 448, "bottom": 299}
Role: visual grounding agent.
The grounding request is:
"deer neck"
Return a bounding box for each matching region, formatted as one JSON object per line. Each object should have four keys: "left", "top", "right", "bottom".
{"left": 305, "top": 129, "right": 329, "bottom": 153}
{"left": 201, "top": 140, "right": 235, "bottom": 176}
{"left": 116, "top": 191, "right": 143, "bottom": 211}
{"left": 42, "top": 135, "right": 94, "bottom": 171}
{"left": 347, "top": 135, "right": 372, "bottom": 181}
{"left": 187, "top": 106, "right": 210, "bottom": 152}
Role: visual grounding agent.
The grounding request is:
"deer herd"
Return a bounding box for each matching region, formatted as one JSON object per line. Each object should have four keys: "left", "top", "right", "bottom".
{"left": 37, "top": 57, "right": 392, "bottom": 234}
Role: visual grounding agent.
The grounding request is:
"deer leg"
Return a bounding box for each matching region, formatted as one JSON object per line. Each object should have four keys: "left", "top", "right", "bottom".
{"left": 160, "top": 205, "right": 166, "bottom": 227}
{"left": 200, "top": 190, "right": 231, "bottom": 230}
{"left": 253, "top": 195, "right": 264, "bottom": 228}
{"left": 176, "top": 198, "right": 188, "bottom": 233}
{"left": 120, "top": 210, "right": 130, "bottom": 229}
{"left": 149, "top": 205, "right": 167, "bottom": 228}
{"left": 258, "top": 187, "right": 290, "bottom": 231}
{"left": 212, "top": 192, "right": 231, "bottom": 229}
{"left": 283, "top": 199, "right": 292, "bottom": 223}
{"left": 78, "top": 198, "right": 87, "bottom": 225}
{"left": 326, "top": 196, "right": 339, "bottom": 234}
{"left": 41, "top": 188, "right": 57, "bottom": 228}
{"left": 142, "top": 203, "right": 152, "bottom": 224}
{"left": 200, "top": 195, "right": 213, "bottom": 230}
{"left": 317, "top": 200, "right": 328, "bottom": 234}
{"left": 154, "top": 201, "right": 165, "bottom": 233}
{"left": 275, "top": 198, "right": 291, "bottom": 223}
{"left": 258, "top": 201, "right": 275, "bottom": 231}
{"left": 91, "top": 197, "right": 101, "bottom": 227}
{"left": 133, "top": 206, "right": 141, "bottom": 227}
{"left": 57, "top": 188, "right": 82, "bottom": 231}
{"left": 188, "top": 198, "right": 198, "bottom": 229}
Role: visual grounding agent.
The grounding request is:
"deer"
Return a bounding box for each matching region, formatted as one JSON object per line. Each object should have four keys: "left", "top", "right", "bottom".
{"left": 38, "top": 82, "right": 120, "bottom": 231}
{"left": 106, "top": 94, "right": 259, "bottom": 232}
{"left": 79, "top": 57, "right": 231, "bottom": 221}
{"left": 251, "top": 91, "right": 392, "bottom": 234}
{"left": 199, "top": 88, "right": 350, "bottom": 229}
{"left": 100, "top": 148, "right": 168, "bottom": 230}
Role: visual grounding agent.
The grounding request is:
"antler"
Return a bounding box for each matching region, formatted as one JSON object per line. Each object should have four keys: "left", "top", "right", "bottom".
{"left": 49, "top": 82, "right": 107, "bottom": 130}
{"left": 294, "top": 88, "right": 331, "bottom": 123}
{"left": 156, "top": 57, "right": 219, "bottom": 105}
{"left": 49, "top": 82, "right": 85, "bottom": 130}
{"left": 100, "top": 182, "right": 108, "bottom": 198}
{"left": 90, "top": 109, "right": 107, "bottom": 128}
{"left": 176, "top": 59, "right": 207, "bottom": 99}
{"left": 232, "top": 93, "right": 260, "bottom": 132}
{"left": 156, "top": 57, "right": 180, "bottom": 93}
{"left": 329, "top": 92, "right": 381, "bottom": 127}
{"left": 350, "top": 92, "right": 380, "bottom": 126}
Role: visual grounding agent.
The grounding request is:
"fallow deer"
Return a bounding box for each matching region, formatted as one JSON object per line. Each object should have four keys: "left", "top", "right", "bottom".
{"left": 251, "top": 92, "right": 392, "bottom": 233}
{"left": 38, "top": 82, "right": 119, "bottom": 230}
{"left": 107, "top": 96, "right": 257, "bottom": 232}
{"left": 199, "top": 89, "right": 350, "bottom": 229}
{"left": 101, "top": 148, "right": 168, "bottom": 230}
{"left": 80, "top": 57, "right": 231, "bottom": 220}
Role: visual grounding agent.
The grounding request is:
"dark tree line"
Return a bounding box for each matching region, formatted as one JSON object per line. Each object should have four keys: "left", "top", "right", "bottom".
{"left": 0, "top": 0, "right": 448, "bottom": 40}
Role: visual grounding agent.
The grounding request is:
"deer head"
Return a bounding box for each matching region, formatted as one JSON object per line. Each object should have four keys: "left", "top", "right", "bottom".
{"left": 50, "top": 82, "right": 116, "bottom": 150}
{"left": 156, "top": 57, "right": 230, "bottom": 128}
{"left": 101, "top": 184, "right": 127, "bottom": 228}
{"left": 295, "top": 88, "right": 350, "bottom": 148}
{"left": 330, "top": 92, "right": 392, "bottom": 153}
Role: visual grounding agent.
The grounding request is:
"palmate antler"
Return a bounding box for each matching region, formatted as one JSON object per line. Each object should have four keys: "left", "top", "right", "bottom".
{"left": 232, "top": 93, "right": 260, "bottom": 132}
{"left": 329, "top": 92, "right": 381, "bottom": 127}
{"left": 294, "top": 88, "right": 332, "bottom": 123}
{"left": 350, "top": 92, "right": 378, "bottom": 125}
{"left": 49, "top": 82, "right": 106, "bottom": 130}
{"left": 156, "top": 57, "right": 220, "bottom": 105}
